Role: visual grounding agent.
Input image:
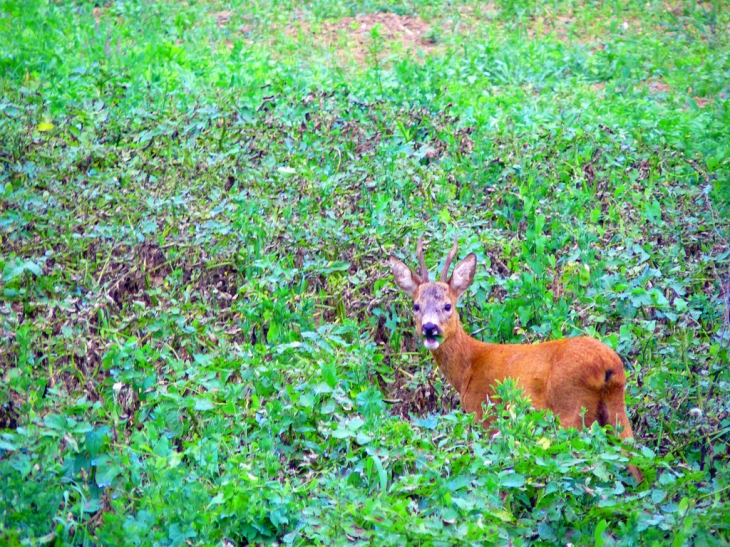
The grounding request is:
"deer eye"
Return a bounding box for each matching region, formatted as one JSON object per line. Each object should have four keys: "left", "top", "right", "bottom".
{"left": 444, "top": 304, "right": 452, "bottom": 312}
{"left": 413, "top": 304, "right": 420, "bottom": 312}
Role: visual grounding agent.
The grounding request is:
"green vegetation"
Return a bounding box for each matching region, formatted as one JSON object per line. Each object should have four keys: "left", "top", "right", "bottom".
{"left": 1, "top": 0, "right": 729, "bottom": 544}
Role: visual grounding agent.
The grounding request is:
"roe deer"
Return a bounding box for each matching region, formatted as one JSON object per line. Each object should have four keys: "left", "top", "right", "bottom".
{"left": 389, "top": 236, "right": 643, "bottom": 482}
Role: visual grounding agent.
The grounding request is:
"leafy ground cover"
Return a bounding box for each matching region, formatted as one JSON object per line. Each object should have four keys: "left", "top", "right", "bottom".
{"left": 1, "top": 0, "right": 729, "bottom": 544}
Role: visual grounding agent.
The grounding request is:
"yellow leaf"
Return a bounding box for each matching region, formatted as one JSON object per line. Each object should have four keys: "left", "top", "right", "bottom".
{"left": 537, "top": 437, "right": 551, "bottom": 450}
{"left": 489, "top": 509, "right": 515, "bottom": 523}
{"left": 37, "top": 121, "right": 54, "bottom": 132}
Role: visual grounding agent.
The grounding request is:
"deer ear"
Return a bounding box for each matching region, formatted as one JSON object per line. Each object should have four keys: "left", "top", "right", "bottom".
{"left": 389, "top": 256, "right": 422, "bottom": 296}
{"left": 449, "top": 253, "right": 476, "bottom": 298}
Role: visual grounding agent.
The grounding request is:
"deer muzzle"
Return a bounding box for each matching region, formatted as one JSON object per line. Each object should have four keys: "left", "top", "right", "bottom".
{"left": 421, "top": 322, "right": 442, "bottom": 350}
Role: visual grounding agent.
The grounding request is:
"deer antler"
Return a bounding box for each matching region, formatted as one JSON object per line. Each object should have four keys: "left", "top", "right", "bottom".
{"left": 417, "top": 235, "right": 429, "bottom": 282}
{"left": 440, "top": 235, "right": 459, "bottom": 282}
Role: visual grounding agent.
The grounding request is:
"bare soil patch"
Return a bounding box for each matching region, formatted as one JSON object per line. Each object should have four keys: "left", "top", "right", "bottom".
{"left": 642, "top": 80, "right": 714, "bottom": 108}
{"left": 296, "top": 12, "right": 439, "bottom": 64}
{"left": 214, "top": 10, "right": 233, "bottom": 28}
{"left": 648, "top": 80, "right": 672, "bottom": 93}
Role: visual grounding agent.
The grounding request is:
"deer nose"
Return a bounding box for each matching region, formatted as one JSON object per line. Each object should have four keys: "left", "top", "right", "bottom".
{"left": 422, "top": 323, "right": 440, "bottom": 338}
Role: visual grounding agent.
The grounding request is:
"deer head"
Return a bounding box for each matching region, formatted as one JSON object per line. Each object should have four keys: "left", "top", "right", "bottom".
{"left": 389, "top": 236, "right": 476, "bottom": 351}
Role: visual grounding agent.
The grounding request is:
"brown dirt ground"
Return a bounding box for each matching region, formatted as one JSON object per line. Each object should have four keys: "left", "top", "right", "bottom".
{"left": 214, "top": 10, "right": 233, "bottom": 27}
{"left": 648, "top": 80, "right": 672, "bottom": 93}
{"left": 294, "top": 12, "right": 440, "bottom": 65}
{"left": 642, "top": 79, "right": 713, "bottom": 109}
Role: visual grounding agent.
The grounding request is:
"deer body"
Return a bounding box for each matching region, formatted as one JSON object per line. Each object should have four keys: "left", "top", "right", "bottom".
{"left": 389, "top": 237, "right": 642, "bottom": 482}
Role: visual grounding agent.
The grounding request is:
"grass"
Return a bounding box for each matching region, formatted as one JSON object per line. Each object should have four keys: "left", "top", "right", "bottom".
{"left": 1, "top": 0, "right": 729, "bottom": 544}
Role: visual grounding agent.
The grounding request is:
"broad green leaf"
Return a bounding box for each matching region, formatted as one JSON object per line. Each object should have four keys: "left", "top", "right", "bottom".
{"left": 500, "top": 473, "right": 525, "bottom": 488}
{"left": 95, "top": 456, "right": 120, "bottom": 488}
{"left": 370, "top": 454, "right": 387, "bottom": 493}
{"left": 194, "top": 398, "right": 214, "bottom": 411}
{"left": 595, "top": 519, "right": 609, "bottom": 547}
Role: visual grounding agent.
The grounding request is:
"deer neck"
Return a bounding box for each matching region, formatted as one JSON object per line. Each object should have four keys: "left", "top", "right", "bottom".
{"left": 431, "top": 317, "right": 479, "bottom": 395}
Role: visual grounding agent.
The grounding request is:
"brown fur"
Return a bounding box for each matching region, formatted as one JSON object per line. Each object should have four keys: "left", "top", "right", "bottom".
{"left": 390, "top": 246, "right": 643, "bottom": 483}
